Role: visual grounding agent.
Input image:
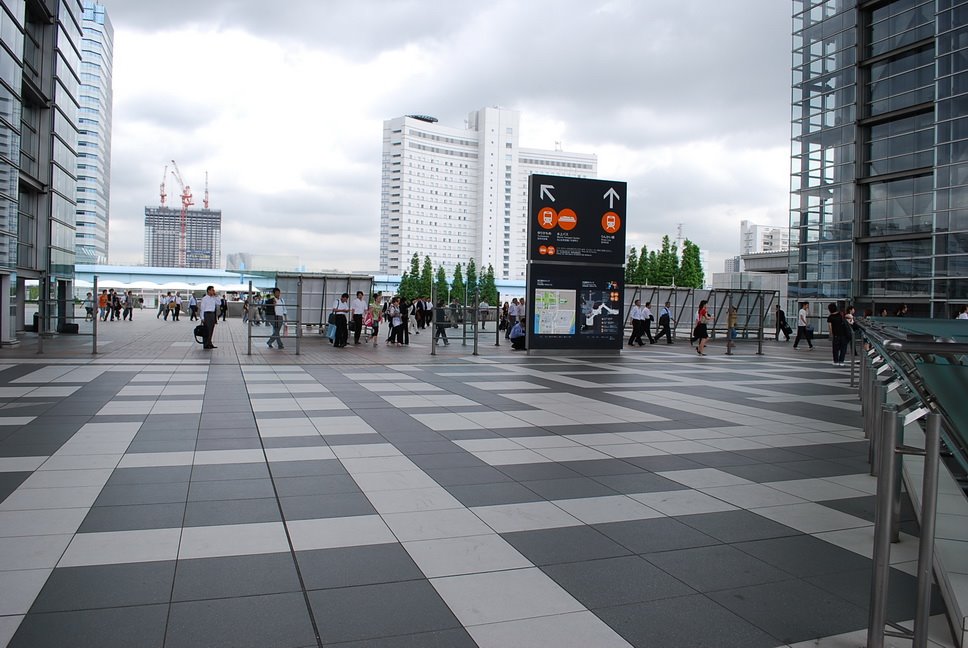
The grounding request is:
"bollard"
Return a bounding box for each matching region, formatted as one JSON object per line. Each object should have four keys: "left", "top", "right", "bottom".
{"left": 912, "top": 413, "right": 941, "bottom": 648}
{"left": 246, "top": 281, "right": 253, "bottom": 356}
{"left": 867, "top": 407, "right": 900, "bottom": 648}
{"left": 92, "top": 275, "right": 98, "bottom": 354}
{"left": 296, "top": 277, "right": 302, "bottom": 356}
{"left": 472, "top": 290, "right": 479, "bottom": 356}
{"left": 430, "top": 282, "right": 436, "bottom": 357}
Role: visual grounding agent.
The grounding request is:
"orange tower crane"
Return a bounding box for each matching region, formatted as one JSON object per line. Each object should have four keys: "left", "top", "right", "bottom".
{"left": 169, "top": 160, "right": 194, "bottom": 267}
{"left": 203, "top": 171, "right": 209, "bottom": 210}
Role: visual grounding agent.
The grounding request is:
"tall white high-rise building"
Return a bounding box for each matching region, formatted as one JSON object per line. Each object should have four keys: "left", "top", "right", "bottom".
{"left": 76, "top": 1, "right": 113, "bottom": 263}
{"left": 379, "top": 107, "right": 597, "bottom": 280}
{"left": 740, "top": 220, "right": 790, "bottom": 256}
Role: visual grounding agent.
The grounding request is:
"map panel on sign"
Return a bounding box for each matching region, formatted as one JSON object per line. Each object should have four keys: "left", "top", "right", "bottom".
{"left": 533, "top": 289, "right": 576, "bottom": 335}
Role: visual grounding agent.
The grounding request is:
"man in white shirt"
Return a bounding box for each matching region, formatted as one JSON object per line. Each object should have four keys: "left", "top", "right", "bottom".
{"left": 642, "top": 301, "right": 656, "bottom": 344}
{"left": 506, "top": 299, "right": 520, "bottom": 339}
{"left": 332, "top": 293, "right": 351, "bottom": 348}
{"left": 265, "top": 287, "right": 287, "bottom": 349}
{"left": 200, "top": 286, "right": 220, "bottom": 349}
{"left": 350, "top": 291, "right": 367, "bottom": 345}
{"left": 479, "top": 300, "right": 490, "bottom": 329}
{"left": 793, "top": 302, "right": 814, "bottom": 350}
{"left": 958, "top": 305, "right": 968, "bottom": 320}
{"left": 188, "top": 294, "right": 198, "bottom": 321}
{"left": 628, "top": 299, "right": 645, "bottom": 347}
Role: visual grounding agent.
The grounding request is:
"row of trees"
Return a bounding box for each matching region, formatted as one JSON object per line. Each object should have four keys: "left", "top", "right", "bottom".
{"left": 397, "top": 253, "right": 500, "bottom": 304}
{"left": 625, "top": 235, "right": 704, "bottom": 288}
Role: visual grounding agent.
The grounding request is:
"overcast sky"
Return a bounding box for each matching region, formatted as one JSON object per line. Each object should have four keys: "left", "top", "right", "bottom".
{"left": 105, "top": 0, "right": 792, "bottom": 276}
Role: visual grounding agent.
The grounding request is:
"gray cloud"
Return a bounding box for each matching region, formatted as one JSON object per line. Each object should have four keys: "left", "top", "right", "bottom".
{"left": 105, "top": 0, "right": 793, "bottom": 276}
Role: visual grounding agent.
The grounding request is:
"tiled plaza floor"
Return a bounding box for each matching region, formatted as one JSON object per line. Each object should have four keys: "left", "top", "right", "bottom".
{"left": 0, "top": 315, "right": 957, "bottom": 647}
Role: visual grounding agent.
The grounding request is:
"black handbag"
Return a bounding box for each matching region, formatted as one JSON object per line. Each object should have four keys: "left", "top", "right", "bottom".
{"left": 328, "top": 313, "right": 337, "bottom": 325}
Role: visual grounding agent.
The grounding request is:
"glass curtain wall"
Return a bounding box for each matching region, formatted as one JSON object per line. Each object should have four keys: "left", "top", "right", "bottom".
{"left": 791, "top": 0, "right": 968, "bottom": 317}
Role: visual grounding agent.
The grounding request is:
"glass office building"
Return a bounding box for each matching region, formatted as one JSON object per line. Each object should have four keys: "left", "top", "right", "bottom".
{"left": 790, "top": 0, "right": 968, "bottom": 317}
{"left": 0, "top": 0, "right": 83, "bottom": 339}
{"left": 76, "top": 1, "right": 112, "bottom": 264}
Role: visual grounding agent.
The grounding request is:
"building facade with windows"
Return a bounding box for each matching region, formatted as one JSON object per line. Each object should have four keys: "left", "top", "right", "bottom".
{"left": 790, "top": 0, "right": 968, "bottom": 317}
{"left": 379, "top": 107, "right": 597, "bottom": 281}
{"left": 0, "top": 0, "right": 84, "bottom": 340}
{"left": 144, "top": 206, "right": 222, "bottom": 270}
{"left": 741, "top": 219, "right": 791, "bottom": 255}
{"left": 75, "top": 1, "right": 111, "bottom": 264}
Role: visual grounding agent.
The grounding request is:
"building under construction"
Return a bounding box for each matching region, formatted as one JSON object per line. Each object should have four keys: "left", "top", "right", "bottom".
{"left": 144, "top": 206, "right": 222, "bottom": 269}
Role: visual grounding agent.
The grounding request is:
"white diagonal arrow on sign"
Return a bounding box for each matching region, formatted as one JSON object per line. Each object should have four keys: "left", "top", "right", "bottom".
{"left": 604, "top": 187, "right": 620, "bottom": 208}
{"left": 540, "top": 184, "right": 556, "bottom": 202}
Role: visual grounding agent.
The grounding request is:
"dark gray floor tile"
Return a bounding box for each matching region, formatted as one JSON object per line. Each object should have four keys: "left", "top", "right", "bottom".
{"left": 734, "top": 535, "right": 872, "bottom": 577}
{"left": 622, "top": 454, "right": 707, "bottom": 472}
{"left": 445, "top": 481, "right": 545, "bottom": 506}
{"left": 273, "top": 474, "right": 360, "bottom": 497}
{"left": 172, "top": 552, "right": 301, "bottom": 601}
{"left": 297, "top": 543, "right": 422, "bottom": 590}
{"left": 596, "top": 594, "right": 779, "bottom": 648}
{"left": 31, "top": 561, "right": 176, "bottom": 612}
{"left": 392, "top": 441, "right": 461, "bottom": 456}
{"left": 772, "top": 459, "right": 863, "bottom": 478}
{"left": 559, "top": 459, "right": 643, "bottom": 477}
{"left": 79, "top": 502, "right": 186, "bottom": 533}
{"left": 309, "top": 580, "right": 461, "bottom": 644}
{"left": 678, "top": 451, "right": 759, "bottom": 468}
{"left": 408, "top": 452, "right": 489, "bottom": 470}
{"left": 593, "top": 471, "right": 689, "bottom": 494}
{"left": 675, "top": 510, "right": 801, "bottom": 543}
{"left": 187, "top": 478, "right": 275, "bottom": 502}
{"left": 594, "top": 517, "right": 721, "bottom": 554}
{"left": 279, "top": 493, "right": 376, "bottom": 520}
{"left": 94, "top": 482, "right": 189, "bottom": 506}
{"left": 807, "top": 567, "right": 946, "bottom": 621}
{"left": 718, "top": 462, "right": 815, "bottom": 483}
{"left": 495, "top": 462, "right": 582, "bottom": 481}
{"left": 166, "top": 592, "right": 317, "bottom": 648}
{"left": 735, "top": 447, "right": 817, "bottom": 463}
{"left": 126, "top": 439, "right": 198, "bottom": 453}
{"left": 194, "top": 437, "right": 263, "bottom": 451}
{"left": 502, "top": 526, "right": 631, "bottom": 565}
{"left": 327, "top": 628, "right": 478, "bottom": 648}
{"left": 183, "top": 498, "right": 281, "bottom": 527}
{"left": 783, "top": 442, "right": 868, "bottom": 460}
{"left": 272, "top": 459, "right": 347, "bottom": 480}
{"left": 9, "top": 604, "right": 169, "bottom": 648}
{"left": 644, "top": 544, "right": 794, "bottom": 592}
{"left": 190, "top": 462, "right": 271, "bottom": 481}
{"left": 0, "top": 471, "right": 30, "bottom": 503}
{"left": 424, "top": 466, "right": 512, "bottom": 486}
{"left": 261, "top": 436, "right": 330, "bottom": 448}
{"left": 542, "top": 555, "right": 694, "bottom": 608}
{"left": 708, "top": 579, "right": 869, "bottom": 644}
{"left": 520, "top": 477, "right": 617, "bottom": 500}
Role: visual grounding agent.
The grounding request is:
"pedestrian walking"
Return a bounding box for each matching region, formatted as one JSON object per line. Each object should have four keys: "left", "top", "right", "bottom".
{"left": 691, "top": 300, "right": 712, "bottom": 356}
{"left": 188, "top": 294, "right": 198, "bottom": 321}
{"left": 775, "top": 304, "right": 791, "bottom": 341}
{"left": 200, "top": 286, "right": 219, "bottom": 349}
{"left": 654, "top": 301, "right": 674, "bottom": 343}
{"left": 793, "top": 302, "right": 814, "bottom": 350}
{"left": 351, "top": 291, "right": 367, "bottom": 345}
{"left": 219, "top": 295, "right": 228, "bottom": 321}
{"left": 827, "top": 303, "right": 849, "bottom": 366}
{"left": 628, "top": 299, "right": 646, "bottom": 347}
{"left": 265, "top": 287, "right": 287, "bottom": 349}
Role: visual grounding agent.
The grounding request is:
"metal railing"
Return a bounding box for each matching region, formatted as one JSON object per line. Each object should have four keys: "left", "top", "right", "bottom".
{"left": 245, "top": 279, "right": 302, "bottom": 356}
{"left": 858, "top": 319, "right": 968, "bottom": 648}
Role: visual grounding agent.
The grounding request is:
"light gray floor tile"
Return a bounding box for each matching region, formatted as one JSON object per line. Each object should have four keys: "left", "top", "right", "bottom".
{"left": 471, "top": 502, "right": 582, "bottom": 533}
{"left": 59, "top": 528, "right": 181, "bottom": 567}
{"left": 0, "top": 615, "right": 21, "bottom": 645}
{"left": 699, "top": 483, "right": 808, "bottom": 508}
{"left": 403, "top": 534, "right": 532, "bottom": 578}
{"left": 265, "top": 446, "right": 335, "bottom": 462}
{"left": 657, "top": 468, "right": 754, "bottom": 489}
{"left": 0, "top": 486, "right": 103, "bottom": 511}
{"left": 366, "top": 487, "right": 464, "bottom": 515}
{"left": 467, "top": 610, "right": 633, "bottom": 648}
{"left": 0, "top": 568, "right": 52, "bottom": 615}
{"left": 431, "top": 567, "right": 585, "bottom": 625}
{"left": 0, "top": 508, "right": 89, "bottom": 537}
{"left": 0, "top": 456, "right": 47, "bottom": 472}
{"left": 629, "top": 490, "right": 739, "bottom": 516}
{"left": 287, "top": 515, "right": 395, "bottom": 551}
{"left": 19, "top": 468, "right": 113, "bottom": 489}
{"left": 383, "top": 508, "right": 494, "bottom": 542}
{"left": 551, "top": 495, "right": 664, "bottom": 524}
{"left": 118, "top": 451, "right": 195, "bottom": 468}
{"left": 351, "top": 469, "right": 440, "bottom": 492}
{"left": 0, "top": 534, "right": 73, "bottom": 570}
{"left": 339, "top": 456, "right": 419, "bottom": 474}
{"left": 331, "top": 443, "right": 402, "bottom": 459}
{"left": 178, "top": 522, "right": 290, "bottom": 559}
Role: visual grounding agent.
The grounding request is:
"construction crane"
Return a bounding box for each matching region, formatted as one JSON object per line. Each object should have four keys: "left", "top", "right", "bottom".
{"left": 169, "top": 160, "right": 194, "bottom": 267}
{"left": 159, "top": 163, "right": 168, "bottom": 207}
{"left": 203, "top": 171, "right": 209, "bottom": 210}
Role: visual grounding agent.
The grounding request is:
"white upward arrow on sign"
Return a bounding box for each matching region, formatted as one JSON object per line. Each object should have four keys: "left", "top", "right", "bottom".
{"left": 604, "top": 188, "right": 620, "bottom": 208}
{"left": 540, "top": 185, "right": 556, "bottom": 202}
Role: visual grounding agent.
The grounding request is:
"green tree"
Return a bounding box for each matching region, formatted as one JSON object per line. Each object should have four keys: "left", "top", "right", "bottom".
{"left": 398, "top": 271, "right": 417, "bottom": 301}
{"left": 480, "top": 264, "right": 499, "bottom": 304}
{"left": 635, "top": 244, "right": 650, "bottom": 284}
{"left": 625, "top": 247, "right": 638, "bottom": 283}
{"left": 654, "top": 236, "right": 676, "bottom": 286}
{"left": 466, "top": 258, "right": 477, "bottom": 297}
{"left": 678, "top": 239, "right": 704, "bottom": 288}
{"left": 420, "top": 255, "right": 434, "bottom": 296}
{"left": 434, "top": 265, "right": 449, "bottom": 302}
{"left": 451, "top": 263, "right": 465, "bottom": 302}
{"left": 409, "top": 252, "right": 420, "bottom": 279}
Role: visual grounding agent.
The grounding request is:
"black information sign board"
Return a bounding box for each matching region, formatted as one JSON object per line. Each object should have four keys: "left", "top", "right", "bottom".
{"left": 527, "top": 174, "right": 627, "bottom": 266}
{"left": 526, "top": 263, "right": 624, "bottom": 351}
